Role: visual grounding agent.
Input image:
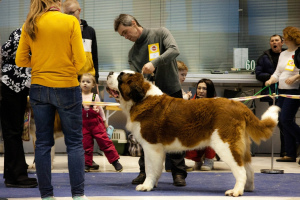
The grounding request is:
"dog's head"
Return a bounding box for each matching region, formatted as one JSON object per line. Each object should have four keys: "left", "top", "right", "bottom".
{"left": 106, "top": 70, "right": 152, "bottom": 103}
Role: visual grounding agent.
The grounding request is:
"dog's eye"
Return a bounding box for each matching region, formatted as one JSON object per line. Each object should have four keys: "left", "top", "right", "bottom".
{"left": 127, "top": 80, "right": 132, "bottom": 84}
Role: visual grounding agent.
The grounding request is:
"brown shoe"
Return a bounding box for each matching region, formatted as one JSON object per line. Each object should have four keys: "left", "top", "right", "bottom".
{"left": 173, "top": 174, "right": 186, "bottom": 187}
{"left": 276, "top": 156, "right": 296, "bottom": 162}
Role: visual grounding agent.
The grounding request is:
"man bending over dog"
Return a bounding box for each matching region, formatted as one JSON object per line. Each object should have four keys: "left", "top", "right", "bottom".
{"left": 114, "top": 13, "right": 187, "bottom": 186}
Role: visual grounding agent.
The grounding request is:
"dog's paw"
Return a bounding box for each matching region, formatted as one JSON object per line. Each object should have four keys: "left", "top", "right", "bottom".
{"left": 225, "top": 189, "right": 243, "bottom": 197}
{"left": 136, "top": 183, "right": 154, "bottom": 191}
{"left": 244, "top": 182, "right": 254, "bottom": 192}
{"left": 27, "top": 164, "right": 37, "bottom": 174}
{"left": 28, "top": 164, "right": 36, "bottom": 169}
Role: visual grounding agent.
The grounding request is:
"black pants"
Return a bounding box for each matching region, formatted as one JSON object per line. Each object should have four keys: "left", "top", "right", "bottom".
{"left": 138, "top": 89, "right": 187, "bottom": 178}
{"left": 1, "top": 84, "right": 30, "bottom": 183}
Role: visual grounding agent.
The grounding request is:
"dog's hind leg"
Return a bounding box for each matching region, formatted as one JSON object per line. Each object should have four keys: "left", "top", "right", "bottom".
{"left": 136, "top": 143, "right": 164, "bottom": 192}
{"left": 244, "top": 162, "right": 254, "bottom": 191}
{"left": 244, "top": 141, "right": 254, "bottom": 192}
{"left": 211, "top": 130, "right": 247, "bottom": 197}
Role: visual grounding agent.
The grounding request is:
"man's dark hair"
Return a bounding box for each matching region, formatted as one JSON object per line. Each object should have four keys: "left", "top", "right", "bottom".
{"left": 114, "top": 14, "right": 142, "bottom": 32}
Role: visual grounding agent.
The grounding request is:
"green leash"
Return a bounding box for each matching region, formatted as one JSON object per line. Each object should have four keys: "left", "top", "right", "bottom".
{"left": 243, "top": 85, "right": 273, "bottom": 104}
{"left": 243, "top": 83, "right": 277, "bottom": 104}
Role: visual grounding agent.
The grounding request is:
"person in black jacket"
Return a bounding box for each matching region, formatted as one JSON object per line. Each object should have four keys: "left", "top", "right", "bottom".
{"left": 62, "top": 0, "right": 99, "bottom": 84}
{"left": 1, "top": 28, "right": 37, "bottom": 188}
{"left": 255, "top": 34, "right": 286, "bottom": 157}
{"left": 256, "top": 34, "right": 285, "bottom": 103}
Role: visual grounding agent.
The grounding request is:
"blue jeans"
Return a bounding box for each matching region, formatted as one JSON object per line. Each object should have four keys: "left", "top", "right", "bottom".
{"left": 277, "top": 89, "right": 300, "bottom": 158}
{"left": 30, "top": 84, "right": 85, "bottom": 198}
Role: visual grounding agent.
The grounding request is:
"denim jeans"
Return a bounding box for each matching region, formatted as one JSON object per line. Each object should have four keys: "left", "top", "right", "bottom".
{"left": 29, "top": 84, "right": 85, "bottom": 198}
{"left": 277, "top": 89, "right": 300, "bottom": 158}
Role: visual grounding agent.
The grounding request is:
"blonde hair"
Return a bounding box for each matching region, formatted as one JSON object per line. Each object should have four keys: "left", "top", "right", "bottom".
{"left": 283, "top": 26, "right": 300, "bottom": 46}
{"left": 80, "top": 73, "right": 96, "bottom": 85}
{"left": 62, "top": 0, "right": 80, "bottom": 12}
{"left": 177, "top": 60, "right": 188, "bottom": 71}
{"left": 25, "top": 0, "right": 61, "bottom": 41}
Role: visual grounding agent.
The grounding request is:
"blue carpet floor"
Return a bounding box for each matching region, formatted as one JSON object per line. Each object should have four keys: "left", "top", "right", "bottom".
{"left": 0, "top": 172, "right": 299, "bottom": 198}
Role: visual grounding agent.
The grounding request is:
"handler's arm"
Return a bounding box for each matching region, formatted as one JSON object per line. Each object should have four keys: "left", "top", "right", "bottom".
{"left": 150, "top": 27, "right": 179, "bottom": 69}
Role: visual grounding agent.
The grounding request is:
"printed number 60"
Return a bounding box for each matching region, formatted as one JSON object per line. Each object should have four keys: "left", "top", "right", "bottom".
{"left": 245, "top": 60, "right": 255, "bottom": 70}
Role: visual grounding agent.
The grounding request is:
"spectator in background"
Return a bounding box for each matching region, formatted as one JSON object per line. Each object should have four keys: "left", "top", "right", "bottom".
{"left": 1, "top": 28, "right": 36, "bottom": 188}
{"left": 255, "top": 34, "right": 286, "bottom": 157}
{"left": 63, "top": 0, "right": 100, "bottom": 170}
{"left": 265, "top": 26, "right": 300, "bottom": 163}
{"left": 62, "top": 0, "right": 99, "bottom": 86}
{"left": 114, "top": 13, "right": 187, "bottom": 187}
{"left": 16, "top": 0, "right": 88, "bottom": 199}
{"left": 177, "top": 60, "right": 192, "bottom": 100}
{"left": 185, "top": 79, "right": 217, "bottom": 171}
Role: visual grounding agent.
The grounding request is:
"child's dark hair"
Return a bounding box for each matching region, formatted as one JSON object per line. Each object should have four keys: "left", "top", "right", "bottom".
{"left": 80, "top": 73, "right": 96, "bottom": 85}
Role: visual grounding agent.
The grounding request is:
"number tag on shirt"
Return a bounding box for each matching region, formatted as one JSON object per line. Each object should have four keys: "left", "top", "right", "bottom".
{"left": 148, "top": 43, "right": 160, "bottom": 61}
{"left": 285, "top": 60, "right": 295, "bottom": 71}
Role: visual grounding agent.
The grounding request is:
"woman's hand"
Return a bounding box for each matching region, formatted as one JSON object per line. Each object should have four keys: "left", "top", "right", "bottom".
{"left": 285, "top": 74, "right": 300, "bottom": 85}
{"left": 265, "top": 80, "right": 272, "bottom": 86}
{"left": 265, "top": 76, "right": 277, "bottom": 86}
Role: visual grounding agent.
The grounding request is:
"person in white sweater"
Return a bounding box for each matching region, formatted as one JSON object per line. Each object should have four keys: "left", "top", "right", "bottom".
{"left": 265, "top": 26, "right": 300, "bottom": 163}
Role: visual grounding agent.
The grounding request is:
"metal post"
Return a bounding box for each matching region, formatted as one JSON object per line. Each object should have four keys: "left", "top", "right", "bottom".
{"left": 261, "top": 94, "right": 284, "bottom": 174}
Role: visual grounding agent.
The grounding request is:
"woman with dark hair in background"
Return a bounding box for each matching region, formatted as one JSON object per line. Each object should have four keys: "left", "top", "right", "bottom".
{"left": 185, "top": 78, "right": 217, "bottom": 171}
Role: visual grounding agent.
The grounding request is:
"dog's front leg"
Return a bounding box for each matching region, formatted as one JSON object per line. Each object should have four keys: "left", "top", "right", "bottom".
{"left": 136, "top": 143, "right": 164, "bottom": 191}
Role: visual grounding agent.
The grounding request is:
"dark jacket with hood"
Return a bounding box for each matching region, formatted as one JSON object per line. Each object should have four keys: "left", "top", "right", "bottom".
{"left": 255, "top": 48, "right": 286, "bottom": 102}
{"left": 80, "top": 19, "right": 99, "bottom": 83}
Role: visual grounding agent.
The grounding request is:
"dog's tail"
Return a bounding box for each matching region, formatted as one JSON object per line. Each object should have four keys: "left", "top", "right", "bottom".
{"left": 246, "top": 105, "right": 280, "bottom": 144}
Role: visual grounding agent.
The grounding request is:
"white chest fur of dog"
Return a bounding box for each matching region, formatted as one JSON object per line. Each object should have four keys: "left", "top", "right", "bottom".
{"left": 106, "top": 71, "right": 280, "bottom": 197}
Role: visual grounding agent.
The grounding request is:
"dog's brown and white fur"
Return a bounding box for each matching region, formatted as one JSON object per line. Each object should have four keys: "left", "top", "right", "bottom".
{"left": 106, "top": 70, "right": 280, "bottom": 197}
{"left": 28, "top": 108, "right": 63, "bottom": 170}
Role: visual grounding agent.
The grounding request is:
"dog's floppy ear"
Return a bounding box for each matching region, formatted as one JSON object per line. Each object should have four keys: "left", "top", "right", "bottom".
{"left": 129, "top": 85, "right": 145, "bottom": 102}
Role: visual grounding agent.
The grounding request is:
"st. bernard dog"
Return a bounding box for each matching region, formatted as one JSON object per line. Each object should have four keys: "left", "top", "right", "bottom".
{"left": 106, "top": 70, "right": 280, "bottom": 197}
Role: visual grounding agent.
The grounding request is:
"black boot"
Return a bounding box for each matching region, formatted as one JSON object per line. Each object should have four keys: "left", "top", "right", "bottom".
{"left": 132, "top": 172, "right": 146, "bottom": 185}
{"left": 173, "top": 174, "right": 186, "bottom": 186}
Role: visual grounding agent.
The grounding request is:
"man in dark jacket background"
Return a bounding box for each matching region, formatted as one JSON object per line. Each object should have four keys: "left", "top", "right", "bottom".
{"left": 63, "top": 0, "right": 99, "bottom": 84}
{"left": 255, "top": 34, "right": 286, "bottom": 157}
